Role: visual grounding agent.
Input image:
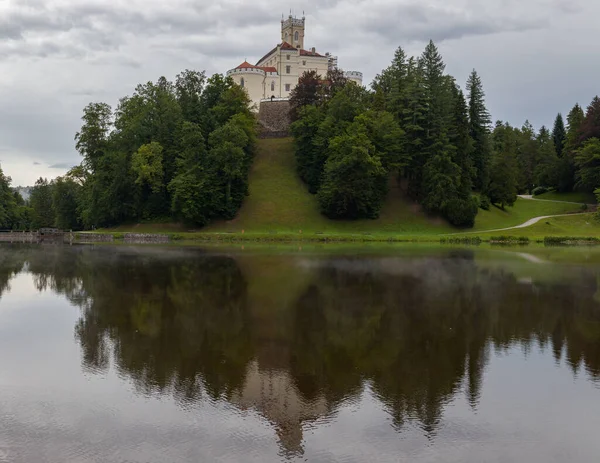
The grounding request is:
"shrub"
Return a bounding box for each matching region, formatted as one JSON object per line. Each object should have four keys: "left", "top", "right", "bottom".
{"left": 444, "top": 197, "right": 479, "bottom": 227}
{"left": 479, "top": 195, "right": 491, "bottom": 210}
{"left": 532, "top": 186, "right": 549, "bottom": 196}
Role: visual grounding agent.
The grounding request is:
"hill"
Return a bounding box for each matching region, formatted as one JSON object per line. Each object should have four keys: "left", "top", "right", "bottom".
{"left": 202, "top": 138, "right": 583, "bottom": 237}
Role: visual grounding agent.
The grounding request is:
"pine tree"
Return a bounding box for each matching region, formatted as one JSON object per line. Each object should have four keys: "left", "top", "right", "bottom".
{"left": 579, "top": 96, "right": 600, "bottom": 144}
{"left": 408, "top": 41, "right": 452, "bottom": 200}
{"left": 535, "top": 125, "right": 558, "bottom": 187}
{"left": 564, "top": 103, "right": 585, "bottom": 157}
{"left": 489, "top": 123, "right": 518, "bottom": 209}
{"left": 466, "top": 69, "right": 491, "bottom": 191}
{"left": 552, "top": 113, "right": 566, "bottom": 157}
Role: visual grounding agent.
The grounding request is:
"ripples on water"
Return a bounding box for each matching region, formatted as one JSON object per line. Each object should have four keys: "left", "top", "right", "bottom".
{"left": 0, "top": 244, "right": 600, "bottom": 462}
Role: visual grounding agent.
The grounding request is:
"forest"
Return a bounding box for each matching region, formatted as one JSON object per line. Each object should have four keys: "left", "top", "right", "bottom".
{"left": 290, "top": 41, "right": 600, "bottom": 226}
{"left": 1, "top": 40, "right": 600, "bottom": 231}
{"left": 0, "top": 70, "right": 257, "bottom": 230}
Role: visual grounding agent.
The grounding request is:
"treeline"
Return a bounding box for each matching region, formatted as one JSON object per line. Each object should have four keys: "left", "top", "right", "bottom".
{"left": 290, "top": 41, "right": 600, "bottom": 227}
{"left": 0, "top": 70, "right": 257, "bottom": 231}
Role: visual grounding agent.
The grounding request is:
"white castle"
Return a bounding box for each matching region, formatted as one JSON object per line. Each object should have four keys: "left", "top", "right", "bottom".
{"left": 227, "top": 14, "right": 363, "bottom": 109}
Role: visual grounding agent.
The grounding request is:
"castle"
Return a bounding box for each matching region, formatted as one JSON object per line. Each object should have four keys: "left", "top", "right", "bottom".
{"left": 227, "top": 14, "right": 363, "bottom": 109}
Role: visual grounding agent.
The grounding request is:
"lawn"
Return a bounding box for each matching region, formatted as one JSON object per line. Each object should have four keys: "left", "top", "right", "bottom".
{"left": 534, "top": 190, "right": 597, "bottom": 204}
{"left": 471, "top": 198, "right": 583, "bottom": 232}
{"left": 473, "top": 213, "right": 600, "bottom": 240}
{"left": 203, "top": 137, "right": 455, "bottom": 236}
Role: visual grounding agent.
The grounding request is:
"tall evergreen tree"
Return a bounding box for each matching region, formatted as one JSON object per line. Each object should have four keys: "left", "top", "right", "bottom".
{"left": 579, "top": 96, "right": 600, "bottom": 144}
{"left": 552, "top": 113, "right": 566, "bottom": 158}
{"left": 489, "top": 123, "right": 518, "bottom": 209}
{"left": 564, "top": 103, "right": 585, "bottom": 157}
{"left": 535, "top": 125, "right": 558, "bottom": 187}
{"left": 466, "top": 69, "right": 491, "bottom": 191}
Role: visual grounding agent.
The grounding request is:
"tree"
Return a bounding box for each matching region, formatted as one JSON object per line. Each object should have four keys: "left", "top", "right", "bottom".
{"left": 75, "top": 102, "right": 112, "bottom": 173}
{"left": 175, "top": 69, "right": 206, "bottom": 124}
{"left": 29, "top": 178, "right": 55, "bottom": 228}
{"left": 564, "top": 103, "right": 585, "bottom": 157}
{"left": 466, "top": 69, "right": 491, "bottom": 191}
{"left": 132, "top": 142, "right": 164, "bottom": 194}
{"left": 0, "top": 166, "right": 18, "bottom": 229}
{"left": 534, "top": 125, "right": 558, "bottom": 187}
{"left": 169, "top": 122, "right": 214, "bottom": 226}
{"left": 575, "top": 138, "right": 600, "bottom": 192}
{"left": 289, "top": 70, "right": 322, "bottom": 121}
{"left": 579, "top": 96, "right": 600, "bottom": 144}
{"left": 207, "top": 121, "right": 250, "bottom": 218}
{"left": 552, "top": 113, "right": 566, "bottom": 157}
{"left": 52, "top": 176, "right": 82, "bottom": 230}
{"left": 488, "top": 123, "right": 518, "bottom": 209}
{"left": 318, "top": 129, "right": 388, "bottom": 219}
{"left": 353, "top": 110, "right": 406, "bottom": 171}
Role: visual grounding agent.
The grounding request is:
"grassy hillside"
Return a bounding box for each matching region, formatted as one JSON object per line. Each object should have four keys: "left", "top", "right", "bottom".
{"left": 204, "top": 138, "right": 582, "bottom": 236}
{"left": 203, "top": 138, "right": 456, "bottom": 235}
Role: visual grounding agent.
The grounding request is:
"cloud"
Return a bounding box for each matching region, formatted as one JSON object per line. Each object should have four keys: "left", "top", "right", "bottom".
{"left": 33, "top": 161, "right": 41, "bottom": 165}
{"left": 0, "top": 0, "right": 597, "bottom": 186}
{"left": 48, "top": 162, "right": 72, "bottom": 169}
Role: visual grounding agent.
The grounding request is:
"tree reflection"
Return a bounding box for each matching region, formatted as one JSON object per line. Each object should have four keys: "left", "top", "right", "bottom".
{"left": 2, "top": 244, "right": 600, "bottom": 456}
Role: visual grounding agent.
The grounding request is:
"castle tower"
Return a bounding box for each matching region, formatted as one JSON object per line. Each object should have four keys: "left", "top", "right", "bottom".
{"left": 281, "top": 14, "right": 305, "bottom": 49}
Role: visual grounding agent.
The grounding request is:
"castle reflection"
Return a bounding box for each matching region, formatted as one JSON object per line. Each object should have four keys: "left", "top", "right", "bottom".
{"left": 1, "top": 244, "right": 599, "bottom": 456}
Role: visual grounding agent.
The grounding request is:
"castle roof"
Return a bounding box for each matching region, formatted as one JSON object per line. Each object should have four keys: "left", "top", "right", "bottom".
{"left": 234, "top": 61, "right": 277, "bottom": 74}
{"left": 256, "top": 42, "right": 327, "bottom": 65}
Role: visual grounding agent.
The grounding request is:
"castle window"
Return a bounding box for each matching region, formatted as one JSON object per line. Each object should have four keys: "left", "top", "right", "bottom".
{"left": 286, "top": 54, "right": 290, "bottom": 60}
{"left": 271, "top": 81, "right": 275, "bottom": 91}
{"left": 286, "top": 65, "right": 291, "bottom": 74}
{"left": 240, "top": 77, "right": 244, "bottom": 88}
{"left": 294, "top": 31, "right": 299, "bottom": 42}
{"left": 302, "top": 60, "right": 306, "bottom": 66}
{"left": 285, "top": 84, "right": 291, "bottom": 92}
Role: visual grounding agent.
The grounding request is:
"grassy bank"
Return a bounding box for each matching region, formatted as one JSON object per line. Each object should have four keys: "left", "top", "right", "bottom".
{"left": 93, "top": 138, "right": 598, "bottom": 242}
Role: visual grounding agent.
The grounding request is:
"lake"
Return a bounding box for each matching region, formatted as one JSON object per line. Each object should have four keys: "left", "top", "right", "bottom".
{"left": 0, "top": 243, "right": 599, "bottom": 462}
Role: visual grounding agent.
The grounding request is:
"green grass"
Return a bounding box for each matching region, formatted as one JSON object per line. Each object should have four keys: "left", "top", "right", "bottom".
{"left": 471, "top": 199, "right": 581, "bottom": 231}
{"left": 203, "top": 138, "right": 455, "bottom": 236}
{"left": 534, "top": 190, "right": 596, "bottom": 204}
{"left": 473, "top": 213, "right": 600, "bottom": 240}
{"left": 94, "top": 138, "right": 594, "bottom": 241}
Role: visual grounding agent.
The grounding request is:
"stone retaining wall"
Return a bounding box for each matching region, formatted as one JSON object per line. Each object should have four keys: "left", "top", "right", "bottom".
{"left": 258, "top": 100, "right": 291, "bottom": 138}
{"left": 0, "top": 232, "right": 38, "bottom": 242}
{"left": 74, "top": 233, "right": 114, "bottom": 243}
{"left": 124, "top": 233, "right": 170, "bottom": 243}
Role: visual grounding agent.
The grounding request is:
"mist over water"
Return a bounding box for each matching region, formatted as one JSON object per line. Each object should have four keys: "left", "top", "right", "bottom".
{"left": 1, "top": 244, "right": 600, "bottom": 462}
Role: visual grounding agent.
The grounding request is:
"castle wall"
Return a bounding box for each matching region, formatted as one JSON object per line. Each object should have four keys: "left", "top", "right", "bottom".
{"left": 230, "top": 70, "right": 268, "bottom": 110}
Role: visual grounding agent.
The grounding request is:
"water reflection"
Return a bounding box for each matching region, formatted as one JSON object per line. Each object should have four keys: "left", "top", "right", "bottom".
{"left": 1, "top": 244, "right": 600, "bottom": 458}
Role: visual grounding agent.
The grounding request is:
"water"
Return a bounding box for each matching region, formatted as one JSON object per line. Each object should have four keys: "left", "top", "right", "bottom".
{"left": 1, "top": 243, "right": 600, "bottom": 463}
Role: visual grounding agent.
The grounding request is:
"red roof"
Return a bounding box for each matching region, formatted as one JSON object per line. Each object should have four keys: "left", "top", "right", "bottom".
{"left": 300, "top": 48, "right": 325, "bottom": 57}
{"left": 234, "top": 61, "right": 277, "bottom": 74}
{"left": 255, "top": 42, "right": 327, "bottom": 66}
{"left": 235, "top": 61, "right": 257, "bottom": 69}
{"left": 280, "top": 41, "right": 296, "bottom": 50}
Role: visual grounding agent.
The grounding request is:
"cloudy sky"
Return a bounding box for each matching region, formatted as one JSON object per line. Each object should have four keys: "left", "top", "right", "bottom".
{"left": 0, "top": 0, "right": 598, "bottom": 186}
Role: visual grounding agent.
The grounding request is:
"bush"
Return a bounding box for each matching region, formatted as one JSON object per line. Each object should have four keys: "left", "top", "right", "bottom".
{"left": 479, "top": 195, "right": 491, "bottom": 210}
{"left": 532, "top": 186, "right": 549, "bottom": 196}
{"left": 444, "top": 197, "right": 479, "bottom": 227}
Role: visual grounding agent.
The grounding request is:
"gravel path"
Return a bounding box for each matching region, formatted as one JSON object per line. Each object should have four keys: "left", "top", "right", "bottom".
{"left": 450, "top": 196, "right": 590, "bottom": 235}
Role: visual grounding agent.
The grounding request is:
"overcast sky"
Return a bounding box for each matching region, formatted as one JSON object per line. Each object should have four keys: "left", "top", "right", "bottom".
{"left": 0, "top": 0, "right": 598, "bottom": 186}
